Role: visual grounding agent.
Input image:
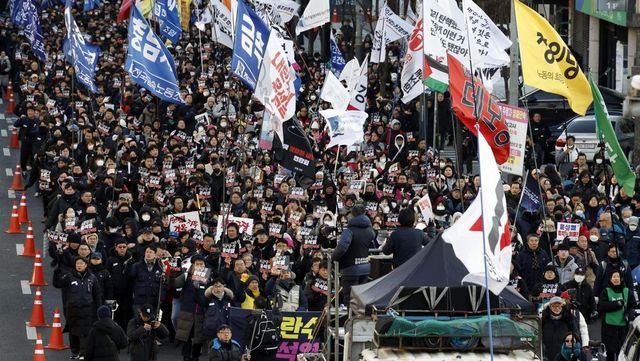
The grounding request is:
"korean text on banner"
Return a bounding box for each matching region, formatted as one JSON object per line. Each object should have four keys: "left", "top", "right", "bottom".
{"left": 231, "top": 0, "right": 270, "bottom": 91}
{"left": 514, "top": 0, "right": 592, "bottom": 115}
{"left": 498, "top": 104, "right": 529, "bottom": 176}
{"left": 556, "top": 222, "right": 580, "bottom": 242}
{"left": 169, "top": 211, "right": 203, "bottom": 240}
{"left": 214, "top": 215, "right": 254, "bottom": 241}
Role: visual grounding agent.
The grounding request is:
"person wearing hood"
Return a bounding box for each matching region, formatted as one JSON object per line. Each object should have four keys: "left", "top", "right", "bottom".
{"left": 331, "top": 203, "right": 375, "bottom": 307}
{"left": 201, "top": 278, "right": 235, "bottom": 341}
{"left": 598, "top": 270, "right": 636, "bottom": 361}
{"left": 382, "top": 208, "right": 429, "bottom": 268}
{"left": 265, "top": 268, "right": 308, "bottom": 312}
{"left": 251, "top": 229, "right": 275, "bottom": 263}
{"left": 432, "top": 196, "right": 452, "bottom": 230}
{"left": 548, "top": 241, "right": 580, "bottom": 284}
{"left": 532, "top": 265, "right": 565, "bottom": 302}
{"left": 134, "top": 227, "right": 160, "bottom": 261}
{"left": 553, "top": 332, "right": 589, "bottom": 361}
{"left": 561, "top": 267, "right": 597, "bottom": 324}
{"left": 100, "top": 216, "right": 124, "bottom": 252}
{"left": 107, "top": 239, "right": 134, "bottom": 331}
{"left": 517, "top": 234, "right": 551, "bottom": 291}
{"left": 541, "top": 296, "right": 589, "bottom": 361}
{"left": 47, "top": 179, "right": 80, "bottom": 230}
{"left": 53, "top": 257, "right": 102, "bottom": 359}
{"left": 388, "top": 134, "right": 407, "bottom": 167}
{"left": 317, "top": 211, "right": 338, "bottom": 249}
{"left": 238, "top": 275, "right": 266, "bottom": 310}
{"left": 595, "top": 244, "right": 633, "bottom": 296}
{"left": 84, "top": 305, "right": 128, "bottom": 361}
{"left": 322, "top": 182, "right": 338, "bottom": 213}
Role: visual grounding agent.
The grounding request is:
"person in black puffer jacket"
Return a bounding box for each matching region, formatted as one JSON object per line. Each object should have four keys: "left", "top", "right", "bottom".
{"left": 84, "top": 305, "right": 128, "bottom": 361}
{"left": 331, "top": 203, "right": 376, "bottom": 307}
{"left": 382, "top": 208, "right": 429, "bottom": 268}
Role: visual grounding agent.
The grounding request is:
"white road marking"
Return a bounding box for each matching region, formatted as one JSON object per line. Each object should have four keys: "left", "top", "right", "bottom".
{"left": 0, "top": 113, "right": 4, "bottom": 119}
{"left": 16, "top": 244, "right": 24, "bottom": 256}
{"left": 20, "top": 280, "right": 31, "bottom": 295}
{"left": 8, "top": 189, "right": 15, "bottom": 199}
{"left": 1, "top": 129, "right": 7, "bottom": 137}
{"left": 5, "top": 168, "right": 12, "bottom": 177}
{"left": 3, "top": 148, "right": 10, "bottom": 157}
{"left": 25, "top": 325, "right": 36, "bottom": 340}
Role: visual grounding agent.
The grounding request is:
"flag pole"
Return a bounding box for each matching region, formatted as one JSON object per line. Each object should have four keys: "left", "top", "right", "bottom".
{"left": 460, "top": 2, "right": 494, "bottom": 358}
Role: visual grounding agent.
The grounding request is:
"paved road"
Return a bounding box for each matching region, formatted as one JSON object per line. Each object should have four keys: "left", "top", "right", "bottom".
{"left": 0, "top": 100, "right": 183, "bottom": 360}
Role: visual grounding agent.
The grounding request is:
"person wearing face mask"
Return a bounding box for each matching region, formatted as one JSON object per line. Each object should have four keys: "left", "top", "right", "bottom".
{"left": 595, "top": 244, "right": 633, "bottom": 297}
{"left": 574, "top": 235, "right": 599, "bottom": 288}
{"left": 432, "top": 197, "right": 451, "bottom": 230}
{"left": 561, "top": 267, "right": 597, "bottom": 323}
{"left": 46, "top": 179, "right": 80, "bottom": 230}
{"left": 382, "top": 208, "right": 429, "bottom": 268}
{"left": 624, "top": 216, "right": 640, "bottom": 270}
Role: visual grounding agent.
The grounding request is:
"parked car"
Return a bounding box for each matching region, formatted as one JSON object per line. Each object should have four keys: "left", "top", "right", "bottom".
{"left": 554, "top": 112, "right": 634, "bottom": 162}
{"left": 520, "top": 86, "right": 624, "bottom": 128}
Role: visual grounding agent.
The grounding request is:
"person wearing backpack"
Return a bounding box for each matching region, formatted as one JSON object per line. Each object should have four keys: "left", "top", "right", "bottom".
{"left": 84, "top": 305, "right": 128, "bottom": 361}
{"left": 244, "top": 297, "right": 282, "bottom": 361}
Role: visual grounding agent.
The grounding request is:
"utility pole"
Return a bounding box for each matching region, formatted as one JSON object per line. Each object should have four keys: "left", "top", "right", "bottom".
{"left": 508, "top": 0, "right": 519, "bottom": 106}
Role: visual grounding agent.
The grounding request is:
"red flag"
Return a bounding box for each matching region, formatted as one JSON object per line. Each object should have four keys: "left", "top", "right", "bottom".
{"left": 447, "top": 53, "right": 510, "bottom": 164}
{"left": 117, "top": 0, "right": 132, "bottom": 23}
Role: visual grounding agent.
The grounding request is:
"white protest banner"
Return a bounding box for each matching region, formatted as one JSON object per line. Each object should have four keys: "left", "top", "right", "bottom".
{"left": 169, "top": 211, "right": 203, "bottom": 240}
{"left": 371, "top": 4, "right": 413, "bottom": 63}
{"left": 339, "top": 57, "right": 360, "bottom": 91}
{"left": 401, "top": 17, "right": 424, "bottom": 103}
{"left": 210, "top": 0, "right": 234, "bottom": 49}
{"left": 498, "top": 104, "right": 529, "bottom": 176}
{"left": 557, "top": 222, "right": 580, "bottom": 241}
{"left": 347, "top": 55, "right": 368, "bottom": 111}
{"left": 255, "top": 31, "right": 296, "bottom": 140}
{"left": 462, "top": 0, "right": 511, "bottom": 69}
{"left": 295, "top": 0, "right": 330, "bottom": 35}
{"left": 416, "top": 193, "right": 434, "bottom": 222}
{"left": 215, "top": 215, "right": 254, "bottom": 241}
{"left": 254, "top": 0, "right": 299, "bottom": 24}
{"left": 422, "top": 0, "right": 468, "bottom": 91}
{"left": 320, "top": 72, "right": 350, "bottom": 113}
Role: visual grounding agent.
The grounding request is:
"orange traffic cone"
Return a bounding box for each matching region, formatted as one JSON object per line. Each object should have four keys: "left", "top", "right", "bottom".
{"left": 10, "top": 163, "right": 24, "bottom": 191}
{"left": 19, "top": 192, "right": 29, "bottom": 223}
{"left": 3, "top": 83, "right": 11, "bottom": 100}
{"left": 27, "top": 287, "right": 49, "bottom": 327}
{"left": 7, "top": 87, "right": 14, "bottom": 113}
{"left": 6, "top": 201, "right": 22, "bottom": 234}
{"left": 9, "top": 128, "right": 19, "bottom": 149}
{"left": 332, "top": 8, "right": 338, "bottom": 23}
{"left": 45, "top": 307, "right": 68, "bottom": 350}
{"left": 22, "top": 221, "right": 36, "bottom": 257}
{"left": 33, "top": 333, "right": 46, "bottom": 361}
{"left": 30, "top": 251, "right": 47, "bottom": 286}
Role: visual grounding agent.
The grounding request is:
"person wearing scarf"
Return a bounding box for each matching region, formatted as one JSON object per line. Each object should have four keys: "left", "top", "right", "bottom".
{"left": 554, "top": 332, "right": 588, "bottom": 361}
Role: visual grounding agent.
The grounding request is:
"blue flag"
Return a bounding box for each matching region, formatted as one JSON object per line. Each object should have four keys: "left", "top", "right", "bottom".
{"left": 153, "top": 0, "right": 182, "bottom": 44}
{"left": 329, "top": 32, "right": 345, "bottom": 76}
{"left": 83, "top": 0, "right": 100, "bottom": 12}
{"left": 125, "top": 5, "right": 184, "bottom": 104}
{"left": 520, "top": 171, "right": 542, "bottom": 213}
{"left": 231, "top": 0, "right": 269, "bottom": 91}
{"left": 11, "top": 0, "right": 47, "bottom": 61}
{"left": 64, "top": 6, "right": 100, "bottom": 93}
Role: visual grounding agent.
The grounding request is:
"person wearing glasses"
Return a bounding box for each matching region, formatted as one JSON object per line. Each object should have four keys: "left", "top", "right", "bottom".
{"left": 209, "top": 324, "right": 244, "bottom": 361}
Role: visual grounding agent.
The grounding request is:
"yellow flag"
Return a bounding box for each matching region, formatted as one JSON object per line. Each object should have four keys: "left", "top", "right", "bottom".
{"left": 180, "top": 0, "right": 192, "bottom": 31}
{"left": 139, "top": 0, "right": 153, "bottom": 18}
{"left": 514, "top": 0, "right": 592, "bottom": 115}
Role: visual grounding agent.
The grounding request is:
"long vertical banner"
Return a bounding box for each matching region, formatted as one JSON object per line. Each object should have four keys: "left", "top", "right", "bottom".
{"left": 498, "top": 104, "right": 529, "bottom": 176}
{"left": 228, "top": 307, "right": 322, "bottom": 361}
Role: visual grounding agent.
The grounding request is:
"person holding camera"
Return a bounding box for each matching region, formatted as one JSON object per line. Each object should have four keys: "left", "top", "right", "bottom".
{"left": 126, "top": 304, "right": 169, "bottom": 361}
{"left": 84, "top": 305, "right": 128, "bottom": 361}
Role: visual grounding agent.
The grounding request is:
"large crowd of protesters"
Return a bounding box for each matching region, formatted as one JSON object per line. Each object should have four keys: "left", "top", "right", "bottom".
{"left": 3, "top": 1, "right": 640, "bottom": 361}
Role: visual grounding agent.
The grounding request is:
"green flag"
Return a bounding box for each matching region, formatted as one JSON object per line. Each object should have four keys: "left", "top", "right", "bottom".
{"left": 590, "top": 78, "right": 636, "bottom": 196}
